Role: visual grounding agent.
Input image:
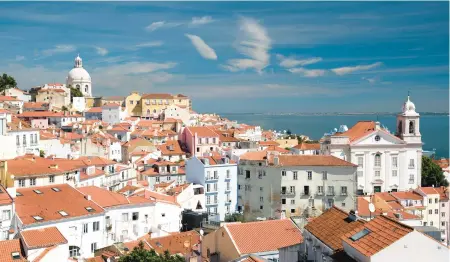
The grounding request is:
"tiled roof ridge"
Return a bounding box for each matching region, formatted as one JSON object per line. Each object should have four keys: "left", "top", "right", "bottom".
{"left": 378, "top": 214, "right": 415, "bottom": 231}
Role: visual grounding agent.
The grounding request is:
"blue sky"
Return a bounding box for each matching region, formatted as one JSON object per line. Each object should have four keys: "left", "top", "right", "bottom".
{"left": 0, "top": 1, "right": 448, "bottom": 113}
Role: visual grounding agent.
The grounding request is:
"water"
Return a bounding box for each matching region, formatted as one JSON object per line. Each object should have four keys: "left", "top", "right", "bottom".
{"left": 220, "top": 113, "right": 450, "bottom": 158}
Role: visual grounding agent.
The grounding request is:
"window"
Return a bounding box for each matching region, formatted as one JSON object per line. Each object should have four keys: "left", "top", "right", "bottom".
{"left": 260, "top": 187, "right": 263, "bottom": 191}
{"left": 430, "top": 221, "right": 434, "bottom": 226}
{"left": 375, "top": 171, "right": 380, "bottom": 177}
{"left": 226, "top": 170, "right": 230, "bottom": 179}
{"left": 392, "top": 170, "right": 397, "bottom": 177}
{"left": 435, "top": 209, "right": 438, "bottom": 214}
{"left": 132, "top": 212, "right": 139, "bottom": 221}
{"left": 122, "top": 213, "right": 128, "bottom": 222}
{"left": 69, "top": 246, "right": 80, "bottom": 257}
{"left": 374, "top": 135, "right": 380, "bottom": 142}
{"left": 317, "top": 186, "right": 323, "bottom": 195}
{"left": 130, "top": 100, "right": 133, "bottom": 105}
{"left": 322, "top": 171, "right": 327, "bottom": 180}
{"left": 435, "top": 198, "right": 438, "bottom": 204}
{"left": 357, "top": 157, "right": 364, "bottom": 167}
{"left": 2, "top": 210, "right": 11, "bottom": 221}
{"left": 29, "top": 178, "right": 36, "bottom": 186}
{"left": 166, "top": 176, "right": 171, "bottom": 181}
{"left": 206, "top": 184, "right": 211, "bottom": 192}
{"left": 83, "top": 223, "right": 88, "bottom": 233}
{"left": 213, "top": 183, "right": 218, "bottom": 191}
{"left": 260, "top": 197, "right": 264, "bottom": 202}
{"left": 409, "top": 159, "right": 415, "bottom": 168}
{"left": 423, "top": 222, "right": 427, "bottom": 226}
{"left": 282, "top": 199, "right": 286, "bottom": 204}
{"left": 18, "top": 179, "right": 25, "bottom": 187}
{"left": 91, "top": 242, "right": 97, "bottom": 253}
{"left": 341, "top": 186, "right": 347, "bottom": 195}
{"left": 260, "top": 205, "right": 263, "bottom": 210}
{"left": 429, "top": 210, "right": 432, "bottom": 215}
{"left": 290, "top": 186, "right": 295, "bottom": 193}
{"left": 409, "top": 121, "right": 415, "bottom": 134}
{"left": 350, "top": 229, "right": 371, "bottom": 241}
{"left": 392, "top": 157, "right": 398, "bottom": 168}
{"left": 429, "top": 199, "right": 432, "bottom": 204}
{"left": 309, "top": 198, "right": 315, "bottom": 207}
{"left": 155, "top": 177, "right": 160, "bottom": 183}
{"left": 49, "top": 175, "right": 55, "bottom": 183}
{"left": 327, "top": 186, "right": 334, "bottom": 195}
{"left": 303, "top": 186, "right": 309, "bottom": 195}
{"left": 245, "top": 170, "right": 250, "bottom": 179}
{"left": 58, "top": 211, "right": 68, "bottom": 217}
{"left": 206, "top": 196, "right": 211, "bottom": 204}
{"left": 307, "top": 171, "right": 312, "bottom": 180}
{"left": 93, "top": 221, "right": 100, "bottom": 232}
{"left": 291, "top": 209, "right": 296, "bottom": 213}
{"left": 291, "top": 199, "right": 295, "bottom": 205}
{"left": 442, "top": 212, "right": 445, "bottom": 217}
{"left": 409, "top": 174, "right": 414, "bottom": 184}
{"left": 443, "top": 203, "right": 446, "bottom": 207}
{"left": 293, "top": 171, "right": 298, "bottom": 180}
{"left": 213, "top": 171, "right": 218, "bottom": 179}
{"left": 23, "top": 134, "right": 26, "bottom": 146}
{"left": 357, "top": 171, "right": 363, "bottom": 177}
{"left": 30, "top": 134, "right": 33, "bottom": 145}
{"left": 33, "top": 216, "right": 43, "bottom": 221}
{"left": 226, "top": 182, "right": 230, "bottom": 191}
{"left": 16, "top": 135, "right": 19, "bottom": 146}
{"left": 374, "top": 154, "right": 381, "bottom": 167}
{"left": 281, "top": 170, "right": 286, "bottom": 176}
{"left": 214, "top": 195, "right": 218, "bottom": 204}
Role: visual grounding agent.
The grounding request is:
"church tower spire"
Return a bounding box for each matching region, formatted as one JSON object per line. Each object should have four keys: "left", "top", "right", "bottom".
{"left": 396, "top": 93, "right": 421, "bottom": 144}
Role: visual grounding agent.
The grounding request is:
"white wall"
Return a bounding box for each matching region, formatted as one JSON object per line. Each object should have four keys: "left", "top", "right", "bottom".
{"left": 40, "top": 139, "right": 72, "bottom": 159}
{"left": 25, "top": 243, "right": 69, "bottom": 262}
{"left": 102, "top": 107, "right": 121, "bottom": 125}
{"left": 279, "top": 244, "right": 303, "bottom": 262}
{"left": 0, "top": 203, "right": 13, "bottom": 240}
{"left": 73, "top": 97, "right": 86, "bottom": 112}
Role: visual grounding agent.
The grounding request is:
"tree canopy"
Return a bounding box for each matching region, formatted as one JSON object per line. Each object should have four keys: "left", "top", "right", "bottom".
{"left": 421, "top": 156, "right": 449, "bottom": 187}
{"left": 118, "top": 241, "right": 184, "bottom": 262}
{"left": 0, "top": 73, "right": 17, "bottom": 92}
{"left": 225, "top": 213, "right": 245, "bottom": 222}
{"left": 69, "top": 86, "right": 83, "bottom": 102}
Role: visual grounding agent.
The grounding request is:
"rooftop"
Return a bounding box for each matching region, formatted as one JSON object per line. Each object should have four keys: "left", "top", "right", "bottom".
{"left": 186, "top": 126, "right": 218, "bottom": 138}
{"left": 20, "top": 227, "right": 67, "bottom": 249}
{"left": 0, "top": 239, "right": 26, "bottom": 262}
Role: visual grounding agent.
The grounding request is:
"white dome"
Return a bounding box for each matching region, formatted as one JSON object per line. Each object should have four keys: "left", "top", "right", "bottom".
{"left": 402, "top": 96, "right": 416, "bottom": 113}
{"left": 68, "top": 67, "right": 91, "bottom": 82}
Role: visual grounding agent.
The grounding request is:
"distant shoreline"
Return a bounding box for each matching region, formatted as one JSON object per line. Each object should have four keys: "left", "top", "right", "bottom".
{"left": 217, "top": 112, "right": 449, "bottom": 116}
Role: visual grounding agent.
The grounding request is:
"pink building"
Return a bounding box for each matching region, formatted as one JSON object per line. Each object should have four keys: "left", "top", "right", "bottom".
{"left": 183, "top": 126, "right": 220, "bottom": 157}
{"left": 31, "top": 118, "right": 49, "bottom": 129}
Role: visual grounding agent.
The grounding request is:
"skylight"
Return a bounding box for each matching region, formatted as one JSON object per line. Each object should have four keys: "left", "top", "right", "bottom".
{"left": 85, "top": 207, "right": 95, "bottom": 212}
{"left": 58, "top": 211, "right": 69, "bottom": 217}
{"left": 33, "top": 216, "right": 43, "bottom": 221}
{"left": 33, "top": 189, "right": 43, "bottom": 194}
{"left": 11, "top": 252, "right": 20, "bottom": 260}
{"left": 51, "top": 187, "right": 61, "bottom": 192}
{"left": 350, "top": 228, "right": 371, "bottom": 241}
{"left": 16, "top": 192, "right": 22, "bottom": 197}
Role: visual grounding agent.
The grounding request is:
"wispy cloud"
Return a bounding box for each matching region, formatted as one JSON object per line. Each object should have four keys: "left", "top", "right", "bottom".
{"left": 362, "top": 76, "right": 377, "bottom": 84}
{"left": 190, "top": 16, "right": 214, "bottom": 26}
{"left": 223, "top": 17, "right": 271, "bottom": 74}
{"left": 288, "top": 67, "right": 326, "bottom": 77}
{"left": 134, "top": 41, "right": 164, "bottom": 48}
{"left": 95, "top": 61, "right": 177, "bottom": 76}
{"left": 41, "top": 45, "right": 76, "bottom": 57}
{"left": 276, "top": 54, "right": 323, "bottom": 68}
{"left": 15, "top": 55, "right": 25, "bottom": 61}
{"left": 95, "top": 47, "right": 108, "bottom": 56}
{"left": 331, "top": 62, "right": 383, "bottom": 75}
{"left": 185, "top": 34, "right": 217, "bottom": 60}
{"left": 145, "top": 21, "right": 182, "bottom": 32}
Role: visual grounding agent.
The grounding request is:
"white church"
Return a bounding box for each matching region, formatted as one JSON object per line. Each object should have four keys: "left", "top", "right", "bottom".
{"left": 66, "top": 54, "right": 92, "bottom": 97}
{"left": 321, "top": 95, "right": 422, "bottom": 195}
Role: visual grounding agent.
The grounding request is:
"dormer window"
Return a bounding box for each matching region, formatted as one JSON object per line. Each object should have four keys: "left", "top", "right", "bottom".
{"left": 51, "top": 187, "right": 60, "bottom": 192}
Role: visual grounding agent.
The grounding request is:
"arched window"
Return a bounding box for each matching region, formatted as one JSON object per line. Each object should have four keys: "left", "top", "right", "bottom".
{"left": 409, "top": 121, "right": 415, "bottom": 134}
{"left": 153, "top": 109, "right": 156, "bottom": 113}
{"left": 146, "top": 109, "right": 150, "bottom": 116}
{"left": 374, "top": 154, "right": 381, "bottom": 167}
{"left": 69, "top": 246, "right": 80, "bottom": 257}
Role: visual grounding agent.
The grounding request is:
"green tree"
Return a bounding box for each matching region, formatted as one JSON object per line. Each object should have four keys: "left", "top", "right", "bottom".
{"left": 39, "top": 150, "right": 45, "bottom": 158}
{"left": 62, "top": 106, "right": 69, "bottom": 112}
{"left": 225, "top": 213, "right": 245, "bottom": 222}
{"left": 119, "top": 241, "right": 184, "bottom": 262}
{"left": 0, "top": 73, "right": 17, "bottom": 93}
{"left": 422, "top": 156, "right": 449, "bottom": 187}
{"left": 69, "top": 85, "right": 83, "bottom": 102}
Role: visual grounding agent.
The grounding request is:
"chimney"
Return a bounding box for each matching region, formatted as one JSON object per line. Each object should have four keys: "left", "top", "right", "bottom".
{"left": 85, "top": 195, "right": 92, "bottom": 201}
{"left": 348, "top": 210, "right": 358, "bottom": 221}
{"left": 375, "top": 121, "right": 381, "bottom": 130}
{"left": 273, "top": 156, "right": 279, "bottom": 166}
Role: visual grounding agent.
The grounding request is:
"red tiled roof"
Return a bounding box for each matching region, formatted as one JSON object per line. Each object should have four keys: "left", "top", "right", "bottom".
{"left": 225, "top": 219, "right": 302, "bottom": 254}
{"left": 418, "top": 187, "right": 439, "bottom": 195}
{"left": 78, "top": 186, "right": 152, "bottom": 208}
{"left": 341, "top": 215, "right": 413, "bottom": 257}
{"left": 141, "top": 93, "right": 174, "bottom": 99}
{"left": 0, "top": 96, "right": 19, "bottom": 101}
{"left": 38, "top": 88, "right": 65, "bottom": 93}
{"left": 0, "top": 185, "right": 13, "bottom": 205}
{"left": 15, "top": 184, "right": 104, "bottom": 225}
{"left": 6, "top": 156, "right": 80, "bottom": 177}
{"left": 304, "top": 207, "right": 366, "bottom": 251}
{"left": 335, "top": 121, "right": 376, "bottom": 142}
{"left": 259, "top": 141, "right": 280, "bottom": 146}
{"left": 87, "top": 107, "right": 102, "bottom": 113}
{"left": 273, "top": 155, "right": 356, "bottom": 167}
{"left": 293, "top": 143, "right": 321, "bottom": 150}
{"left": 186, "top": 126, "right": 218, "bottom": 138}
{"left": 24, "top": 102, "right": 49, "bottom": 109}
{"left": 391, "top": 191, "right": 423, "bottom": 200}
{"left": 0, "top": 239, "right": 26, "bottom": 262}
{"left": 21, "top": 227, "right": 67, "bottom": 249}
{"left": 139, "top": 231, "right": 200, "bottom": 256}
{"left": 240, "top": 151, "right": 268, "bottom": 161}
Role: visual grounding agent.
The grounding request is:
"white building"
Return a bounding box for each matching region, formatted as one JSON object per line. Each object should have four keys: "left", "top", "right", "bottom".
{"left": 14, "top": 184, "right": 105, "bottom": 259}
{"left": 67, "top": 55, "right": 92, "bottom": 97}
{"left": 4, "top": 88, "right": 31, "bottom": 102}
{"left": 238, "top": 152, "right": 357, "bottom": 220}
{"left": 0, "top": 185, "right": 13, "bottom": 241}
{"left": 9, "top": 126, "right": 40, "bottom": 157}
{"left": 185, "top": 154, "right": 237, "bottom": 222}
{"left": 102, "top": 103, "right": 121, "bottom": 125}
{"left": 0, "top": 113, "right": 16, "bottom": 159}
{"left": 321, "top": 96, "right": 422, "bottom": 195}
{"left": 39, "top": 131, "right": 72, "bottom": 159}
{"left": 20, "top": 227, "right": 69, "bottom": 262}
{"left": 73, "top": 97, "right": 86, "bottom": 112}
{"left": 164, "top": 104, "right": 190, "bottom": 126}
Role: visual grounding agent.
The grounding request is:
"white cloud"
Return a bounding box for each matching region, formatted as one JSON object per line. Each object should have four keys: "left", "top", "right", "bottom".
{"left": 41, "top": 45, "right": 76, "bottom": 57}
{"left": 94, "top": 61, "right": 177, "bottom": 76}
{"left": 95, "top": 47, "right": 108, "bottom": 56}
{"left": 288, "top": 67, "right": 326, "bottom": 77}
{"left": 332, "top": 62, "right": 383, "bottom": 75}
{"left": 223, "top": 17, "right": 271, "bottom": 74}
{"left": 145, "top": 21, "right": 182, "bottom": 32}
{"left": 362, "top": 76, "right": 376, "bottom": 84}
{"left": 190, "top": 16, "right": 214, "bottom": 25}
{"left": 185, "top": 34, "right": 217, "bottom": 60}
{"left": 134, "top": 41, "right": 164, "bottom": 48}
{"left": 15, "top": 55, "right": 25, "bottom": 61}
{"left": 276, "top": 54, "right": 322, "bottom": 68}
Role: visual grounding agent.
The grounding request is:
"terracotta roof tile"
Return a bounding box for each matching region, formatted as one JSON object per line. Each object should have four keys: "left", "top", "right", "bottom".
{"left": 341, "top": 215, "right": 413, "bottom": 257}
{"left": 23, "top": 102, "right": 49, "bottom": 109}
{"left": 418, "top": 187, "right": 439, "bottom": 195}
{"left": 273, "top": 155, "right": 356, "bottom": 167}
{"left": 87, "top": 107, "right": 102, "bottom": 113}
{"left": 158, "top": 140, "right": 186, "bottom": 156}
{"left": 141, "top": 93, "right": 174, "bottom": 99}
{"left": 139, "top": 231, "right": 200, "bottom": 256}
{"left": 0, "top": 239, "right": 26, "bottom": 262}
{"left": 240, "top": 151, "right": 268, "bottom": 161}
{"left": 293, "top": 143, "right": 321, "bottom": 150}
{"left": 391, "top": 191, "right": 423, "bottom": 200}
{"left": 15, "top": 184, "right": 104, "bottom": 225}
{"left": 335, "top": 121, "right": 376, "bottom": 142}
{"left": 6, "top": 156, "right": 80, "bottom": 177}
{"left": 225, "top": 219, "right": 302, "bottom": 254}
{"left": 304, "top": 207, "right": 366, "bottom": 251}
{"left": 78, "top": 186, "right": 152, "bottom": 208}
{"left": 0, "top": 185, "right": 13, "bottom": 205}
{"left": 21, "top": 227, "right": 67, "bottom": 249}
{"left": 186, "top": 126, "right": 218, "bottom": 138}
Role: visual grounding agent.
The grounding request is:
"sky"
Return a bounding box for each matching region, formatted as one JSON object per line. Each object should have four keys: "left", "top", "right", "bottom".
{"left": 0, "top": 1, "right": 448, "bottom": 113}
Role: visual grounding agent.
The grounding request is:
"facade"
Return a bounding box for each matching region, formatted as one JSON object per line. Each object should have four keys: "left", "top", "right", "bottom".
{"left": 238, "top": 153, "right": 357, "bottom": 220}
{"left": 85, "top": 107, "right": 102, "bottom": 120}
{"left": 201, "top": 219, "right": 302, "bottom": 262}
{"left": 9, "top": 128, "right": 40, "bottom": 157}
{"left": 185, "top": 155, "right": 237, "bottom": 222}
{"left": 4, "top": 88, "right": 31, "bottom": 102}
{"left": 322, "top": 96, "right": 422, "bottom": 195}
{"left": 125, "top": 92, "right": 142, "bottom": 117}
{"left": 67, "top": 55, "right": 92, "bottom": 97}
{"left": 36, "top": 88, "right": 70, "bottom": 109}
{"left": 291, "top": 143, "right": 321, "bottom": 155}
{"left": 140, "top": 93, "right": 190, "bottom": 119}
{"left": 73, "top": 97, "right": 86, "bottom": 112}
{"left": 163, "top": 104, "right": 190, "bottom": 126}
{"left": 102, "top": 103, "right": 121, "bottom": 125}
{"left": 0, "top": 185, "right": 13, "bottom": 241}
{"left": 184, "top": 126, "right": 220, "bottom": 157}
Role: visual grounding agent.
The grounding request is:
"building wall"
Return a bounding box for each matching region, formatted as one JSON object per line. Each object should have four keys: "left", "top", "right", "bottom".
{"left": 5, "top": 88, "right": 31, "bottom": 102}
{"left": 275, "top": 139, "right": 298, "bottom": 148}
{"left": 238, "top": 162, "right": 357, "bottom": 220}
{"left": 440, "top": 198, "right": 450, "bottom": 245}
{"left": 422, "top": 193, "right": 440, "bottom": 228}
{"left": 0, "top": 135, "right": 17, "bottom": 159}
{"left": 85, "top": 112, "right": 102, "bottom": 120}
{"left": 102, "top": 107, "right": 121, "bottom": 125}
{"left": 31, "top": 119, "right": 49, "bottom": 129}
{"left": 125, "top": 92, "right": 142, "bottom": 117}
{"left": 39, "top": 139, "right": 72, "bottom": 159}
{"left": 278, "top": 244, "right": 303, "bottom": 262}
{"left": 9, "top": 130, "right": 40, "bottom": 157}
{"left": 13, "top": 172, "right": 77, "bottom": 189}
{"left": 303, "top": 230, "right": 334, "bottom": 262}
{"left": 73, "top": 97, "right": 86, "bottom": 112}
{"left": 25, "top": 243, "right": 69, "bottom": 262}
{"left": 164, "top": 105, "right": 190, "bottom": 126}
{"left": 201, "top": 226, "right": 240, "bottom": 262}
{"left": 36, "top": 91, "right": 69, "bottom": 108}
{"left": 0, "top": 202, "right": 13, "bottom": 240}
{"left": 371, "top": 231, "right": 449, "bottom": 262}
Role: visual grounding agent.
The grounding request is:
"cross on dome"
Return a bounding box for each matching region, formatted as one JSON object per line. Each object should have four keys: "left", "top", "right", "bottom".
{"left": 74, "top": 54, "right": 83, "bottom": 68}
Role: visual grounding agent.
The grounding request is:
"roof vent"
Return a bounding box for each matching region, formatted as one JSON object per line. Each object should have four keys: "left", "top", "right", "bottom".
{"left": 348, "top": 210, "right": 357, "bottom": 221}
{"left": 85, "top": 195, "right": 92, "bottom": 201}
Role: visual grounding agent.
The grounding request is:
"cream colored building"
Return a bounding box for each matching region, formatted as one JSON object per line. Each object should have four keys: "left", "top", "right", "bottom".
{"left": 125, "top": 92, "right": 142, "bottom": 117}
{"left": 36, "top": 88, "right": 70, "bottom": 109}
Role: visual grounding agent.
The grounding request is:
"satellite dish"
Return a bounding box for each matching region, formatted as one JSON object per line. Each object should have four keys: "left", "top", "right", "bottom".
{"left": 369, "top": 203, "right": 375, "bottom": 213}
{"left": 199, "top": 229, "right": 204, "bottom": 236}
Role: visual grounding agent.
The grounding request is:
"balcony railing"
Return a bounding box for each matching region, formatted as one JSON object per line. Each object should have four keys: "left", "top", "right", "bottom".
{"left": 281, "top": 191, "right": 296, "bottom": 197}
{"left": 316, "top": 191, "right": 324, "bottom": 196}
{"left": 341, "top": 192, "right": 348, "bottom": 196}
{"left": 301, "top": 191, "right": 310, "bottom": 196}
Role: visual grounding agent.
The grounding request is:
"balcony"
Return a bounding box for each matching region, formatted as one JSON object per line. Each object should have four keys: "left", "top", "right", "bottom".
{"left": 408, "top": 165, "right": 415, "bottom": 169}
{"left": 281, "top": 191, "right": 296, "bottom": 197}
{"left": 316, "top": 192, "right": 324, "bottom": 196}
{"left": 206, "top": 176, "right": 219, "bottom": 181}
{"left": 341, "top": 192, "right": 348, "bottom": 196}
{"left": 225, "top": 200, "right": 232, "bottom": 205}
{"left": 301, "top": 191, "right": 310, "bottom": 196}
{"left": 327, "top": 191, "right": 335, "bottom": 196}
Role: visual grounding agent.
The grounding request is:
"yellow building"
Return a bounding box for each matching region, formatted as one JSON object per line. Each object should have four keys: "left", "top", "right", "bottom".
{"left": 125, "top": 92, "right": 142, "bottom": 117}
{"left": 36, "top": 88, "right": 70, "bottom": 109}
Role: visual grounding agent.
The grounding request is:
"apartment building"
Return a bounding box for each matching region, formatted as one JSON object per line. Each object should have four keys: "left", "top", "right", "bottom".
{"left": 140, "top": 160, "right": 186, "bottom": 189}
{"left": 183, "top": 126, "right": 220, "bottom": 157}
{"left": 185, "top": 155, "right": 237, "bottom": 222}
{"left": 36, "top": 88, "right": 70, "bottom": 109}
{"left": 238, "top": 152, "right": 357, "bottom": 220}
{"left": 0, "top": 185, "right": 13, "bottom": 241}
